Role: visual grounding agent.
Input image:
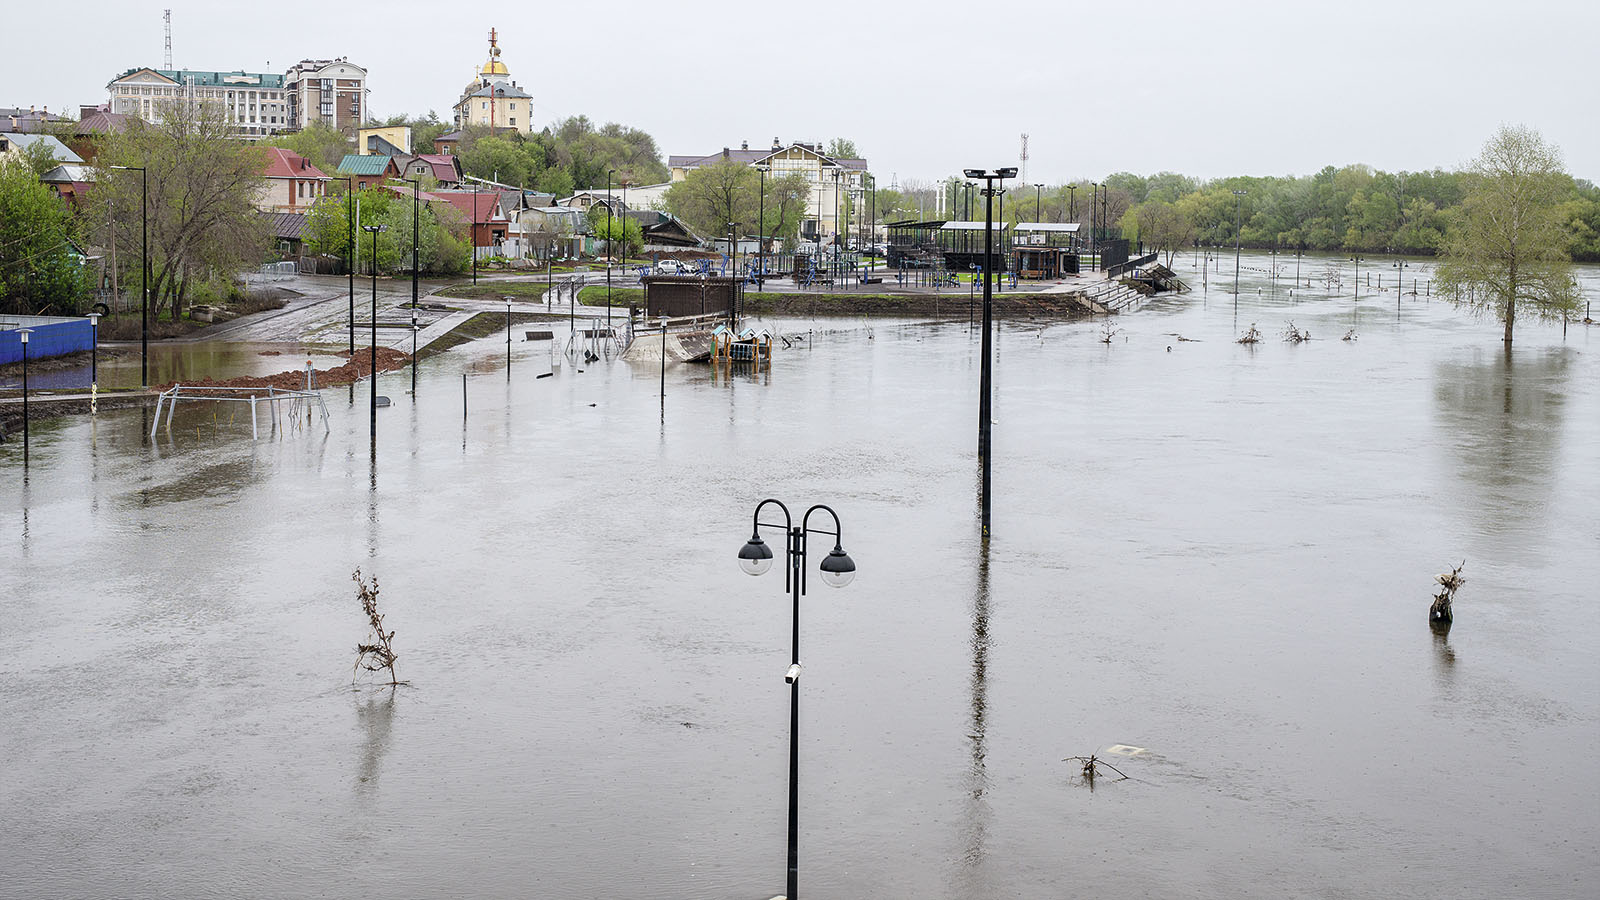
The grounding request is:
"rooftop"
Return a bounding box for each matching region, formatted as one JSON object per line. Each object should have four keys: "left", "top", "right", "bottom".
{"left": 111, "top": 67, "right": 286, "bottom": 89}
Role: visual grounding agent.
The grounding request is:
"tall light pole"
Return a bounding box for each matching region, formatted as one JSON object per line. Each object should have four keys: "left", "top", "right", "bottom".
{"left": 1088, "top": 181, "right": 1098, "bottom": 269}
{"left": 344, "top": 176, "right": 355, "bottom": 355}
{"left": 737, "top": 499, "right": 857, "bottom": 900}
{"left": 620, "top": 179, "right": 631, "bottom": 276}
{"left": 755, "top": 164, "right": 769, "bottom": 293}
{"left": 1232, "top": 189, "right": 1248, "bottom": 308}
{"left": 363, "top": 224, "right": 387, "bottom": 438}
{"left": 964, "top": 166, "right": 1017, "bottom": 539}
{"left": 471, "top": 180, "right": 480, "bottom": 286}
{"left": 109, "top": 164, "right": 148, "bottom": 386}
{"left": 408, "top": 177, "right": 420, "bottom": 308}
{"left": 1034, "top": 183, "right": 1043, "bottom": 223}
{"left": 606, "top": 169, "right": 615, "bottom": 328}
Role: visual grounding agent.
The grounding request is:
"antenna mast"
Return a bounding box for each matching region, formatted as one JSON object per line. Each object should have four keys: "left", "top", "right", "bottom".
{"left": 1019, "top": 133, "right": 1029, "bottom": 184}
{"left": 163, "top": 9, "right": 173, "bottom": 70}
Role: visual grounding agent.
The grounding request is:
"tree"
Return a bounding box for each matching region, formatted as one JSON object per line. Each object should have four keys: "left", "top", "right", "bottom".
{"left": 91, "top": 101, "right": 268, "bottom": 321}
{"left": 0, "top": 158, "right": 88, "bottom": 314}
{"left": 1126, "top": 199, "right": 1197, "bottom": 266}
{"left": 586, "top": 205, "right": 643, "bottom": 256}
{"left": 826, "top": 138, "right": 860, "bottom": 160}
{"left": 758, "top": 171, "right": 811, "bottom": 248}
{"left": 273, "top": 122, "right": 352, "bottom": 173}
{"left": 663, "top": 158, "right": 755, "bottom": 240}
{"left": 1434, "top": 126, "right": 1581, "bottom": 344}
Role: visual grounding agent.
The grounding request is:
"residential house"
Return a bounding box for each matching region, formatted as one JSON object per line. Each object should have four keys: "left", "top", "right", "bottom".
{"left": 68, "top": 105, "right": 133, "bottom": 163}
{"left": 628, "top": 210, "right": 703, "bottom": 251}
{"left": 266, "top": 211, "right": 309, "bottom": 259}
{"left": 396, "top": 153, "right": 463, "bottom": 188}
{"left": 432, "top": 130, "right": 462, "bottom": 155}
{"left": 39, "top": 164, "right": 94, "bottom": 206}
{"left": 283, "top": 58, "right": 367, "bottom": 132}
{"left": 1, "top": 106, "right": 69, "bottom": 132}
{"left": 430, "top": 190, "right": 512, "bottom": 259}
{"left": 0, "top": 132, "right": 83, "bottom": 167}
{"left": 259, "top": 147, "right": 329, "bottom": 212}
{"left": 336, "top": 153, "right": 401, "bottom": 190}
{"left": 518, "top": 206, "right": 590, "bottom": 259}
{"left": 668, "top": 139, "right": 868, "bottom": 245}
{"left": 357, "top": 125, "right": 410, "bottom": 155}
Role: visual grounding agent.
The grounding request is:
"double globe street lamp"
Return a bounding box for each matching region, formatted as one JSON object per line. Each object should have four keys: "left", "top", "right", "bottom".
{"left": 737, "top": 499, "right": 856, "bottom": 900}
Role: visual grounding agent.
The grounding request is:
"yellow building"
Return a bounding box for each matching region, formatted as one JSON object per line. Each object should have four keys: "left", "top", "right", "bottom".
{"left": 452, "top": 29, "right": 533, "bottom": 134}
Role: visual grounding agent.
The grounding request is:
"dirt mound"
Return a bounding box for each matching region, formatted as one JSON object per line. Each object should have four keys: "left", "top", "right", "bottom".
{"left": 156, "top": 347, "right": 410, "bottom": 393}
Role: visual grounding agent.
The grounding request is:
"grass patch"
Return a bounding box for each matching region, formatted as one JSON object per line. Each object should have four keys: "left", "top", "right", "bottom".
{"left": 436, "top": 282, "right": 553, "bottom": 301}
{"left": 578, "top": 286, "right": 644, "bottom": 307}
{"left": 420, "top": 311, "right": 556, "bottom": 358}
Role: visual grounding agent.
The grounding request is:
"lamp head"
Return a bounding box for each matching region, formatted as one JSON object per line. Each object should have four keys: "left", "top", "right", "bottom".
{"left": 738, "top": 533, "right": 774, "bottom": 576}
{"left": 997, "top": 167, "right": 1018, "bottom": 178}
{"left": 17, "top": 327, "right": 32, "bottom": 345}
{"left": 962, "top": 169, "right": 985, "bottom": 179}
{"left": 818, "top": 544, "right": 856, "bottom": 589}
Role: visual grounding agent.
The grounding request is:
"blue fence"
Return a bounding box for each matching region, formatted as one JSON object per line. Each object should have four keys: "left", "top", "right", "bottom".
{"left": 1, "top": 317, "right": 95, "bottom": 366}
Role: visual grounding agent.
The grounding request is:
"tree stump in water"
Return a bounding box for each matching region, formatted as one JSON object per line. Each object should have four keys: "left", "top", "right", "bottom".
{"left": 1430, "top": 561, "right": 1466, "bottom": 625}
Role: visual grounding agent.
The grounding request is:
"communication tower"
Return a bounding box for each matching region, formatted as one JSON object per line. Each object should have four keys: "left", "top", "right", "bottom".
{"left": 1019, "top": 133, "right": 1029, "bottom": 184}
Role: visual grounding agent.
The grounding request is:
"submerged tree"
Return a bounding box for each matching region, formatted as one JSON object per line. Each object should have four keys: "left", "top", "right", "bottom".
{"left": 1434, "top": 126, "right": 1581, "bottom": 344}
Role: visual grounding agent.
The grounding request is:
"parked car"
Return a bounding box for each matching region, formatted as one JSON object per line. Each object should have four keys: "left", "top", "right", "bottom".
{"left": 654, "top": 260, "right": 689, "bottom": 275}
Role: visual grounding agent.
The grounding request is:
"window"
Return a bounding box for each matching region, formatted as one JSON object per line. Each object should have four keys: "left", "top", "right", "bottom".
{"left": 482, "top": 102, "right": 488, "bottom": 110}
{"left": 509, "top": 117, "right": 515, "bottom": 126}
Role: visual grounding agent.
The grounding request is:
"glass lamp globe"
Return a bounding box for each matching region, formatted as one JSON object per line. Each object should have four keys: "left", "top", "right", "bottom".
{"left": 818, "top": 546, "right": 856, "bottom": 589}
{"left": 738, "top": 535, "right": 774, "bottom": 576}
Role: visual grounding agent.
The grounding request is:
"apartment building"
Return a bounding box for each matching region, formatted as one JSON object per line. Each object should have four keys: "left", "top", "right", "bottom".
{"left": 283, "top": 58, "right": 367, "bottom": 132}
{"left": 107, "top": 67, "right": 289, "bottom": 136}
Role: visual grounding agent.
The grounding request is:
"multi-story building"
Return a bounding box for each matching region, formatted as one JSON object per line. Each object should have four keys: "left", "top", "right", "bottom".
{"left": 107, "top": 67, "right": 289, "bottom": 137}
{"left": 452, "top": 29, "right": 533, "bottom": 134}
{"left": 283, "top": 58, "right": 367, "bottom": 132}
{"left": 668, "top": 139, "right": 868, "bottom": 244}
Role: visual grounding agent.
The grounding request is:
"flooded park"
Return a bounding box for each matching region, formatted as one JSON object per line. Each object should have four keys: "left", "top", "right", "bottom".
{"left": 2, "top": 251, "right": 1597, "bottom": 899}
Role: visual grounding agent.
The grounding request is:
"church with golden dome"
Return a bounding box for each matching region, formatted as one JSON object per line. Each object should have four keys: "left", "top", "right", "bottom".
{"left": 452, "top": 29, "right": 533, "bottom": 134}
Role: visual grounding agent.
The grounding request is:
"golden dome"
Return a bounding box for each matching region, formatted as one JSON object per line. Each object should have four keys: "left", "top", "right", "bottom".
{"left": 480, "top": 59, "right": 509, "bottom": 77}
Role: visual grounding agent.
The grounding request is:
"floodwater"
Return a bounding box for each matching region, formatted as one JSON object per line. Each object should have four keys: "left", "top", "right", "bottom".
{"left": 0, "top": 342, "right": 354, "bottom": 392}
{"left": 3, "top": 251, "right": 1597, "bottom": 899}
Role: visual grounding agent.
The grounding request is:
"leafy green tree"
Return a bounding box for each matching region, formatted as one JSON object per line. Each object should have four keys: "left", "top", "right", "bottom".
{"left": 825, "top": 138, "right": 860, "bottom": 160}
{"left": 273, "top": 122, "right": 352, "bottom": 173}
{"left": 0, "top": 158, "right": 88, "bottom": 314}
{"left": 587, "top": 205, "right": 643, "bottom": 255}
{"left": 306, "top": 188, "right": 466, "bottom": 275}
{"left": 663, "top": 158, "right": 755, "bottom": 239}
{"left": 1434, "top": 125, "right": 1581, "bottom": 344}
{"left": 1124, "top": 199, "right": 1197, "bottom": 265}
{"left": 91, "top": 102, "right": 268, "bottom": 321}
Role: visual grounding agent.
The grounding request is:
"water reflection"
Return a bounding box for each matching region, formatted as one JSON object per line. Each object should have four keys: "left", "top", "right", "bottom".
{"left": 1433, "top": 346, "right": 1572, "bottom": 543}
{"left": 957, "top": 541, "right": 992, "bottom": 882}
{"left": 354, "top": 688, "right": 396, "bottom": 797}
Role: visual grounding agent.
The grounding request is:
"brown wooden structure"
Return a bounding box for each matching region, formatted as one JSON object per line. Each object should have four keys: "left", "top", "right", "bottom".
{"left": 639, "top": 275, "right": 741, "bottom": 320}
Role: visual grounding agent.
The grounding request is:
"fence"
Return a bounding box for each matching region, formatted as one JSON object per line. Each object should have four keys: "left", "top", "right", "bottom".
{"left": 1106, "top": 251, "right": 1159, "bottom": 280}
{"left": 1, "top": 316, "right": 95, "bottom": 365}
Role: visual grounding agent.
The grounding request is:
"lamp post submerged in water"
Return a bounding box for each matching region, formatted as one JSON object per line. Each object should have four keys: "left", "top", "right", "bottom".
{"left": 737, "top": 498, "right": 856, "bottom": 900}
{"left": 963, "top": 166, "right": 1017, "bottom": 539}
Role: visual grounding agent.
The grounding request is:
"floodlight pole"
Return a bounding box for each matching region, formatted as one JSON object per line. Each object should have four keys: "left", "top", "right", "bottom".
{"left": 965, "top": 166, "right": 1017, "bottom": 539}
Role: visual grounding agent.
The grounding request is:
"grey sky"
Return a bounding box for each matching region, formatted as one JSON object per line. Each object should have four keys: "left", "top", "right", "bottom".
{"left": 6, "top": 0, "right": 1593, "bottom": 184}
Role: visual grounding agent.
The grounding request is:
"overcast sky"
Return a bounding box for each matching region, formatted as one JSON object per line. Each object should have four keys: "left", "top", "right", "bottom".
{"left": 6, "top": 0, "right": 1593, "bottom": 185}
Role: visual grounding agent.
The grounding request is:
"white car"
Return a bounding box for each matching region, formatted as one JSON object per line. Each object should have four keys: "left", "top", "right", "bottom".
{"left": 654, "top": 260, "right": 689, "bottom": 275}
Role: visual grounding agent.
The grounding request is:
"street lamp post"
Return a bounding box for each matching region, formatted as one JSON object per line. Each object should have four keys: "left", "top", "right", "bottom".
{"left": 410, "top": 178, "right": 420, "bottom": 309}
{"left": 411, "top": 313, "right": 419, "bottom": 393}
{"left": 87, "top": 313, "right": 100, "bottom": 387}
{"left": 471, "top": 181, "right": 480, "bottom": 286}
{"left": 17, "top": 328, "right": 31, "bottom": 464}
{"left": 363, "top": 224, "right": 387, "bottom": 438}
{"left": 1352, "top": 254, "right": 1364, "bottom": 303}
{"left": 737, "top": 498, "right": 857, "bottom": 900}
{"left": 1393, "top": 256, "right": 1409, "bottom": 307}
{"left": 756, "top": 165, "right": 769, "bottom": 292}
{"left": 964, "top": 166, "right": 1017, "bottom": 539}
{"left": 1232, "top": 189, "right": 1248, "bottom": 308}
{"left": 342, "top": 176, "right": 355, "bottom": 355}
{"left": 659, "top": 314, "right": 669, "bottom": 409}
{"left": 1088, "top": 181, "right": 1097, "bottom": 269}
{"left": 1034, "top": 183, "right": 1043, "bottom": 224}
{"left": 506, "top": 300, "right": 513, "bottom": 377}
{"left": 607, "top": 169, "right": 615, "bottom": 328}
{"left": 620, "top": 179, "right": 631, "bottom": 276}
{"left": 109, "top": 164, "right": 148, "bottom": 386}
